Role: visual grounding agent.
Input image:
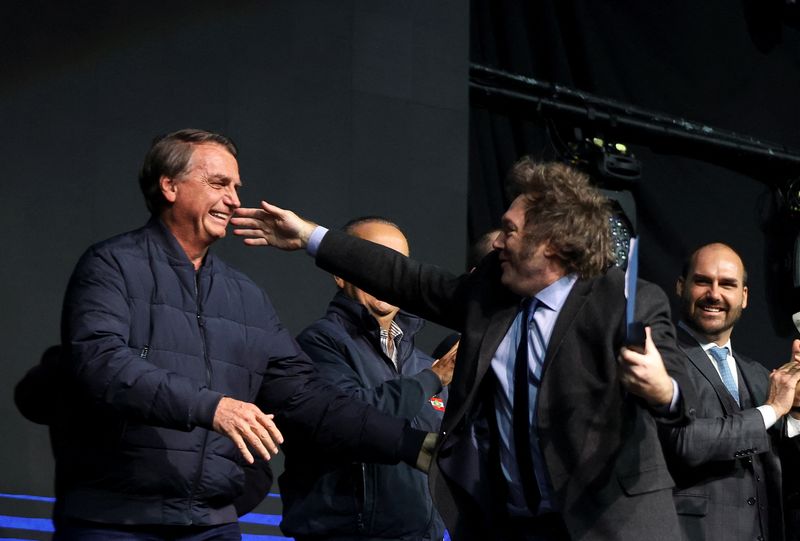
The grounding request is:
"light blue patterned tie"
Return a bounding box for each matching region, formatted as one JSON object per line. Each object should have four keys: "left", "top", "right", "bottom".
{"left": 709, "top": 346, "right": 739, "bottom": 405}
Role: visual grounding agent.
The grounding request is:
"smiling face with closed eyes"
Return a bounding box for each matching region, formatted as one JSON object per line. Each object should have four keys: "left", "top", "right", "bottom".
{"left": 159, "top": 143, "right": 242, "bottom": 267}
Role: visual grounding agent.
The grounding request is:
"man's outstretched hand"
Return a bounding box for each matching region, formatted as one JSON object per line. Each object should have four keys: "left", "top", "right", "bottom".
{"left": 213, "top": 397, "right": 284, "bottom": 464}
{"left": 232, "top": 201, "right": 317, "bottom": 250}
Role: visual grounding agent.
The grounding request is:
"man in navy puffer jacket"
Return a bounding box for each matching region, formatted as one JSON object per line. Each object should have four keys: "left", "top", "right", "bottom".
{"left": 54, "top": 130, "right": 426, "bottom": 540}
{"left": 280, "top": 218, "right": 456, "bottom": 541}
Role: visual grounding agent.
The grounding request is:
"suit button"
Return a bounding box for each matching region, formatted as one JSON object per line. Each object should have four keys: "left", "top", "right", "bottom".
{"left": 747, "top": 497, "right": 756, "bottom": 505}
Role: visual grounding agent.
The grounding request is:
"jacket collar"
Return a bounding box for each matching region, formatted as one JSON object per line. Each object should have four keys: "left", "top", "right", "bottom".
{"left": 326, "top": 290, "right": 425, "bottom": 339}
{"left": 144, "top": 216, "right": 216, "bottom": 272}
{"left": 475, "top": 272, "right": 585, "bottom": 381}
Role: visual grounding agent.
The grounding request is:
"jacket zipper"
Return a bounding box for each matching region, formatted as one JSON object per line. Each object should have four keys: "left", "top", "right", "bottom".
{"left": 356, "top": 462, "right": 367, "bottom": 532}
{"left": 187, "top": 271, "right": 213, "bottom": 524}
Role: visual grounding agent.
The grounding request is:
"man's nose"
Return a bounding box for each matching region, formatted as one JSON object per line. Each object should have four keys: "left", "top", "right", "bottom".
{"left": 492, "top": 233, "right": 506, "bottom": 250}
{"left": 704, "top": 283, "right": 721, "bottom": 300}
{"left": 225, "top": 187, "right": 241, "bottom": 209}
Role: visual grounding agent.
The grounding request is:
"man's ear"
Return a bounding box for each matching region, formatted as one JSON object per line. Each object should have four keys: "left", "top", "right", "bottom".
{"left": 160, "top": 175, "right": 178, "bottom": 203}
{"left": 333, "top": 276, "right": 345, "bottom": 289}
{"left": 676, "top": 277, "right": 684, "bottom": 297}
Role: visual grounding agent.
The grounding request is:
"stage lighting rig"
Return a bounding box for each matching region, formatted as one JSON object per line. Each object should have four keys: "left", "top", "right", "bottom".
{"left": 564, "top": 135, "right": 642, "bottom": 186}
{"left": 602, "top": 190, "right": 637, "bottom": 271}
{"left": 778, "top": 177, "right": 800, "bottom": 295}
{"left": 783, "top": 177, "right": 800, "bottom": 217}
{"left": 561, "top": 134, "right": 641, "bottom": 270}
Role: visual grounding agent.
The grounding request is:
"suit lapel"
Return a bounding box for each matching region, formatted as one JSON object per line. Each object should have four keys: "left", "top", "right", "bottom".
{"left": 475, "top": 276, "right": 590, "bottom": 380}
{"left": 543, "top": 278, "right": 591, "bottom": 365}
{"left": 442, "top": 298, "right": 519, "bottom": 432}
{"left": 477, "top": 302, "right": 520, "bottom": 375}
{"left": 736, "top": 352, "right": 768, "bottom": 406}
{"left": 677, "top": 326, "right": 740, "bottom": 414}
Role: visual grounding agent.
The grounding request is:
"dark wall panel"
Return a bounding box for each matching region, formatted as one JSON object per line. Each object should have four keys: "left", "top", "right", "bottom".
{"left": 1, "top": 0, "right": 468, "bottom": 509}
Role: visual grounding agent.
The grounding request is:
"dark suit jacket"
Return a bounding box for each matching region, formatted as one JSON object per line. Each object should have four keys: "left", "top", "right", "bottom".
{"left": 660, "top": 326, "right": 784, "bottom": 541}
{"left": 316, "top": 230, "right": 689, "bottom": 541}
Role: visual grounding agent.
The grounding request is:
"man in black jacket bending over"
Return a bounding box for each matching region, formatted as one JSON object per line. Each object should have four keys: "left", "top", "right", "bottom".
{"left": 233, "top": 158, "right": 699, "bottom": 541}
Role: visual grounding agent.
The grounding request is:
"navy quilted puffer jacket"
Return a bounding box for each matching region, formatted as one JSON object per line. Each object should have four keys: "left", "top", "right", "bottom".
{"left": 57, "top": 218, "right": 412, "bottom": 526}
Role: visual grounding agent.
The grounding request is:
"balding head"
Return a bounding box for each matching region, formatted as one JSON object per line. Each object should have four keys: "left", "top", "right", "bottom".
{"left": 335, "top": 218, "right": 409, "bottom": 330}
{"left": 681, "top": 243, "right": 748, "bottom": 286}
{"left": 677, "top": 243, "right": 748, "bottom": 344}
{"left": 346, "top": 219, "right": 409, "bottom": 257}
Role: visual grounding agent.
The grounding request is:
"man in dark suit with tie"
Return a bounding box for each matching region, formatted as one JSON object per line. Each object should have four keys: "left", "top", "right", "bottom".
{"left": 659, "top": 242, "right": 800, "bottom": 541}
{"left": 231, "top": 158, "right": 692, "bottom": 541}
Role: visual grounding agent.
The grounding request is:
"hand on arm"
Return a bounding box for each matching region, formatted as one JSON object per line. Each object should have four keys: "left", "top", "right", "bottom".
{"left": 430, "top": 340, "right": 458, "bottom": 387}
{"left": 212, "top": 397, "right": 284, "bottom": 464}
{"left": 232, "top": 200, "right": 317, "bottom": 250}
{"left": 618, "top": 326, "right": 674, "bottom": 407}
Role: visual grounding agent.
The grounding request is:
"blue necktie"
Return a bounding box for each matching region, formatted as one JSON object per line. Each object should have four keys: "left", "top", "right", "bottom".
{"left": 513, "top": 298, "right": 541, "bottom": 512}
{"left": 709, "top": 346, "right": 739, "bottom": 405}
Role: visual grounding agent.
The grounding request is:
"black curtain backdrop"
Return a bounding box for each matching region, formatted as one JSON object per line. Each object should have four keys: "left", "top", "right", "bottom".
{"left": 469, "top": 0, "right": 800, "bottom": 367}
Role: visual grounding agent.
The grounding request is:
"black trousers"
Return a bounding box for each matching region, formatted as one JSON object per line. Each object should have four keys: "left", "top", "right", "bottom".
{"left": 498, "top": 513, "right": 570, "bottom": 541}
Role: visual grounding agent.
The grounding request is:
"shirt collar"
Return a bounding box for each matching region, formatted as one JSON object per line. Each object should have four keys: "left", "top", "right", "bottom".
{"left": 379, "top": 320, "right": 404, "bottom": 339}
{"left": 678, "top": 320, "right": 733, "bottom": 354}
{"left": 533, "top": 273, "right": 578, "bottom": 312}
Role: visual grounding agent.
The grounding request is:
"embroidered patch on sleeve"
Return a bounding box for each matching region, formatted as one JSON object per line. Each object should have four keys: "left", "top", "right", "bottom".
{"left": 429, "top": 396, "right": 445, "bottom": 412}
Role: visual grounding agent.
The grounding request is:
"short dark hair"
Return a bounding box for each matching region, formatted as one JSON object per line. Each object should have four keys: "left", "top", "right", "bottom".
{"left": 506, "top": 158, "right": 614, "bottom": 278}
{"left": 138, "top": 129, "right": 238, "bottom": 215}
